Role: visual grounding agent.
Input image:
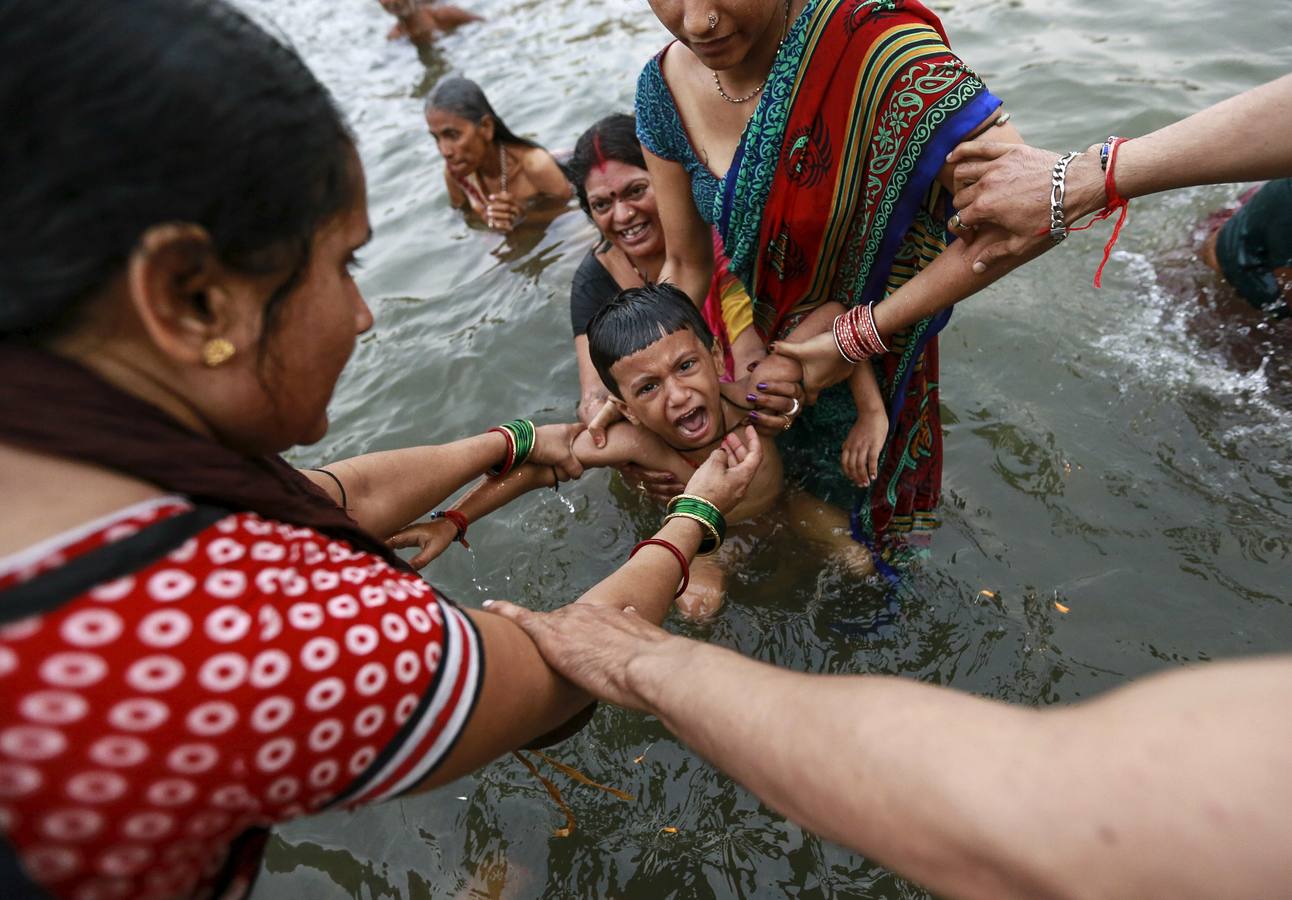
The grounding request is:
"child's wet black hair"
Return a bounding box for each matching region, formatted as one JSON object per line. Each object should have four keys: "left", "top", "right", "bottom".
{"left": 586, "top": 283, "right": 714, "bottom": 399}
{"left": 0, "top": 0, "right": 357, "bottom": 343}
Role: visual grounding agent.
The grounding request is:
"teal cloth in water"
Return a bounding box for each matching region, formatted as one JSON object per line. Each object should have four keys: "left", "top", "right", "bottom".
{"left": 1216, "top": 178, "right": 1292, "bottom": 310}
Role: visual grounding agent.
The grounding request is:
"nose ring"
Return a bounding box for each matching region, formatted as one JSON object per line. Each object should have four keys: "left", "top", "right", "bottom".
{"left": 708, "top": 12, "right": 718, "bottom": 29}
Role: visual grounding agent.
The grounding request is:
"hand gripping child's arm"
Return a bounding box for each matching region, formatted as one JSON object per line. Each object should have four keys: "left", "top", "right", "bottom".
{"left": 387, "top": 421, "right": 659, "bottom": 568}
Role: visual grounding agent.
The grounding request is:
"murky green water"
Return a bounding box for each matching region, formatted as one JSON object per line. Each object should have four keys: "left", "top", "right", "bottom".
{"left": 241, "top": 0, "right": 1292, "bottom": 896}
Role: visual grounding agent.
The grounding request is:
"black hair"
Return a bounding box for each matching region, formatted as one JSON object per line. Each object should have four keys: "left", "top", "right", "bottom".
{"left": 587, "top": 283, "right": 714, "bottom": 399}
{"left": 425, "top": 77, "right": 540, "bottom": 150}
{"left": 0, "top": 0, "right": 359, "bottom": 344}
{"left": 563, "top": 113, "right": 647, "bottom": 219}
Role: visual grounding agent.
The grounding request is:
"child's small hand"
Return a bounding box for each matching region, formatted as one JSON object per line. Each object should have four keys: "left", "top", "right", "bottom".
{"left": 618, "top": 463, "right": 685, "bottom": 501}
{"left": 842, "top": 410, "right": 887, "bottom": 487}
{"left": 577, "top": 391, "right": 609, "bottom": 428}
{"left": 683, "top": 425, "right": 763, "bottom": 515}
{"left": 584, "top": 398, "right": 623, "bottom": 449}
{"left": 387, "top": 519, "right": 456, "bottom": 569}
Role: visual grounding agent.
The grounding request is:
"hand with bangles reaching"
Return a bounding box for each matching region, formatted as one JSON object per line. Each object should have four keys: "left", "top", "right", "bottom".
{"left": 761, "top": 313, "right": 890, "bottom": 488}
{"left": 386, "top": 422, "right": 584, "bottom": 568}
{"left": 391, "top": 285, "right": 878, "bottom": 615}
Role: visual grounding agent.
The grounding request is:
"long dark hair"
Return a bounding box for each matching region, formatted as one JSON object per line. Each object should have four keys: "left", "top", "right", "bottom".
{"left": 0, "top": 0, "right": 358, "bottom": 342}
{"left": 564, "top": 113, "right": 647, "bottom": 219}
{"left": 425, "top": 76, "right": 540, "bottom": 150}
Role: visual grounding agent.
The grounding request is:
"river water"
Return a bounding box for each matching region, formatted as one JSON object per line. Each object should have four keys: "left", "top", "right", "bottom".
{"left": 239, "top": 0, "right": 1292, "bottom": 896}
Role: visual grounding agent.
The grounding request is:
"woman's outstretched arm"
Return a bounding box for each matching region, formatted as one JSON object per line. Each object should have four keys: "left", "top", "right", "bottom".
{"left": 302, "top": 424, "right": 582, "bottom": 539}
{"left": 411, "top": 428, "right": 762, "bottom": 790}
{"left": 770, "top": 116, "right": 1034, "bottom": 375}
{"left": 484, "top": 600, "right": 1292, "bottom": 899}
{"left": 948, "top": 73, "right": 1292, "bottom": 272}
{"left": 645, "top": 147, "right": 715, "bottom": 307}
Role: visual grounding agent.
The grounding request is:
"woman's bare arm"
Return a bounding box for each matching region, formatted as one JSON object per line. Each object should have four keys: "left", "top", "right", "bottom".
{"left": 527, "top": 148, "right": 574, "bottom": 202}
{"left": 485, "top": 599, "right": 1292, "bottom": 899}
{"left": 949, "top": 74, "right": 1292, "bottom": 272}
{"left": 303, "top": 424, "right": 581, "bottom": 539}
{"left": 413, "top": 429, "right": 763, "bottom": 790}
{"left": 645, "top": 147, "right": 715, "bottom": 307}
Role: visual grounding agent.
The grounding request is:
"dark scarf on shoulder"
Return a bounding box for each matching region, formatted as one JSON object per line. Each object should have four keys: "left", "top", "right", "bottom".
{"left": 0, "top": 343, "right": 412, "bottom": 573}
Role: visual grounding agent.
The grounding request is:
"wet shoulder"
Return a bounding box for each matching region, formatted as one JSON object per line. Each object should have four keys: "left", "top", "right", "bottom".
{"left": 634, "top": 46, "right": 689, "bottom": 164}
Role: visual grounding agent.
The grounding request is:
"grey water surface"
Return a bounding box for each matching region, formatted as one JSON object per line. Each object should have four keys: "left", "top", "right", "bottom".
{"left": 240, "top": 0, "right": 1292, "bottom": 896}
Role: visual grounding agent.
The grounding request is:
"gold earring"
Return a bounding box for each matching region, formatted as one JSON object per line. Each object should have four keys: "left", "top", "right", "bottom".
{"left": 202, "top": 337, "right": 235, "bottom": 367}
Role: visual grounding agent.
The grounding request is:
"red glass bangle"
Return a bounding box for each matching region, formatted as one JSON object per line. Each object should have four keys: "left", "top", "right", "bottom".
{"left": 487, "top": 426, "right": 517, "bottom": 477}
{"left": 630, "top": 538, "right": 690, "bottom": 600}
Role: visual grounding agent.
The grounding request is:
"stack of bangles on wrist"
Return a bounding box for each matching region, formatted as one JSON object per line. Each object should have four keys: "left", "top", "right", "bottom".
{"left": 487, "top": 418, "right": 535, "bottom": 477}
{"left": 429, "top": 509, "right": 470, "bottom": 548}
{"left": 831, "top": 302, "right": 888, "bottom": 363}
{"left": 630, "top": 538, "right": 690, "bottom": 599}
{"left": 663, "top": 494, "right": 726, "bottom": 555}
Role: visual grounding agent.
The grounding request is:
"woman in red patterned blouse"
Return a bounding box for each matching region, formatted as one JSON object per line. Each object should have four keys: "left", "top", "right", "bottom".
{"left": 0, "top": 1, "right": 761, "bottom": 897}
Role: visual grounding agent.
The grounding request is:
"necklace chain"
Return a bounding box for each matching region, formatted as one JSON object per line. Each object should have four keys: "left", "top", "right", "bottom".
{"left": 712, "top": 70, "right": 764, "bottom": 104}
{"left": 628, "top": 257, "right": 649, "bottom": 284}
{"left": 711, "top": 0, "right": 792, "bottom": 105}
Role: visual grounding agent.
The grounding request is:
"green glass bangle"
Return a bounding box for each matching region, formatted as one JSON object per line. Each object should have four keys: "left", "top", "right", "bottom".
{"left": 663, "top": 511, "right": 722, "bottom": 555}
{"left": 664, "top": 493, "right": 726, "bottom": 555}
{"left": 510, "top": 419, "right": 535, "bottom": 467}
{"left": 667, "top": 494, "right": 726, "bottom": 545}
{"left": 487, "top": 419, "right": 536, "bottom": 477}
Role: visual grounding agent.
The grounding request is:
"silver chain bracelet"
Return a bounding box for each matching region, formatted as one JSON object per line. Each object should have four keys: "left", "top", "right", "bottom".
{"left": 1049, "top": 151, "right": 1079, "bottom": 245}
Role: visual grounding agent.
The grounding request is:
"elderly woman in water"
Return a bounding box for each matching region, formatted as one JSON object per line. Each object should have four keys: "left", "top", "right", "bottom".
{"left": 0, "top": 1, "right": 760, "bottom": 896}
{"left": 426, "top": 76, "right": 572, "bottom": 232}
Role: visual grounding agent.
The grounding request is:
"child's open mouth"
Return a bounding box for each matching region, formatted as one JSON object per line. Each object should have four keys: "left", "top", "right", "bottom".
{"left": 674, "top": 406, "right": 710, "bottom": 441}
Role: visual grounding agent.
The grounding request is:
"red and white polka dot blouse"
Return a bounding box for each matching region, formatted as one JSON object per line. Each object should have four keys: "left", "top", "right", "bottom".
{"left": 0, "top": 495, "right": 482, "bottom": 898}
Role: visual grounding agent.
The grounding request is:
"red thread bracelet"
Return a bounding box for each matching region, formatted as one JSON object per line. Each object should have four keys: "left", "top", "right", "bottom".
{"left": 630, "top": 538, "right": 690, "bottom": 600}
{"left": 435, "top": 509, "right": 471, "bottom": 548}
{"left": 1064, "top": 138, "right": 1130, "bottom": 287}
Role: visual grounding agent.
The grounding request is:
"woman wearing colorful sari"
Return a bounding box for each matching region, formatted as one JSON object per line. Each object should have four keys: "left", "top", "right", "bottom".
{"left": 635, "top": 0, "right": 1031, "bottom": 555}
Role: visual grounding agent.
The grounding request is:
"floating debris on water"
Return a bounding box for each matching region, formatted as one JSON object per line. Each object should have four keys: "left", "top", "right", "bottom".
{"left": 512, "top": 750, "right": 634, "bottom": 837}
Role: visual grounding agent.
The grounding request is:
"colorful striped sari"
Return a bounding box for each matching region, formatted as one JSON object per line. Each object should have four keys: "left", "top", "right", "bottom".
{"left": 636, "top": 0, "right": 999, "bottom": 550}
{"left": 730, "top": 0, "right": 999, "bottom": 548}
